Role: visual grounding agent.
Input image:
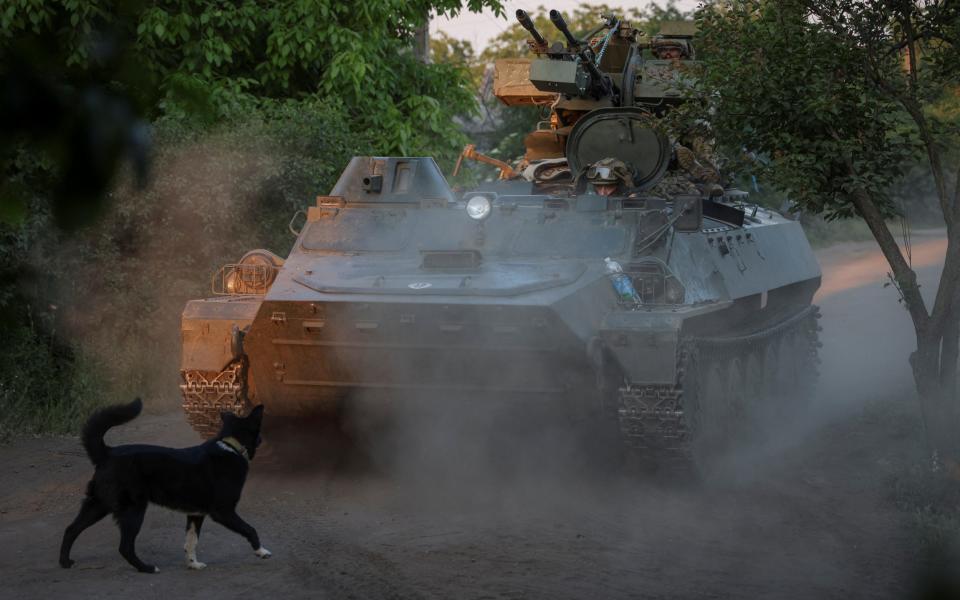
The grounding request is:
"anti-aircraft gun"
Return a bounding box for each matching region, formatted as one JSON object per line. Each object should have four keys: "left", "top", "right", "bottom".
{"left": 518, "top": 9, "right": 619, "bottom": 101}
{"left": 179, "top": 9, "right": 821, "bottom": 473}
{"left": 478, "top": 10, "right": 708, "bottom": 197}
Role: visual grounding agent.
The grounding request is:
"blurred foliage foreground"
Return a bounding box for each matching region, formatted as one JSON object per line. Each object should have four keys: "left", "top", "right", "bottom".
{"left": 0, "top": 0, "right": 504, "bottom": 436}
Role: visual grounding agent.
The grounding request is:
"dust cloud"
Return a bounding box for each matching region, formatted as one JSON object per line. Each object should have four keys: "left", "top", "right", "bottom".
{"left": 295, "top": 234, "right": 947, "bottom": 490}
{"left": 0, "top": 226, "right": 946, "bottom": 597}
{"left": 45, "top": 134, "right": 289, "bottom": 409}
{"left": 244, "top": 233, "right": 946, "bottom": 599}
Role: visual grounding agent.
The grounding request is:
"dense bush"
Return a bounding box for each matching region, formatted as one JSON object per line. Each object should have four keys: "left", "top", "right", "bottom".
{"left": 0, "top": 308, "right": 101, "bottom": 436}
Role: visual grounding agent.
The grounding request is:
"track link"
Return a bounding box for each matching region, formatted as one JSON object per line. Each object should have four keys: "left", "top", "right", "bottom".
{"left": 180, "top": 357, "right": 250, "bottom": 439}
{"left": 617, "top": 305, "right": 821, "bottom": 464}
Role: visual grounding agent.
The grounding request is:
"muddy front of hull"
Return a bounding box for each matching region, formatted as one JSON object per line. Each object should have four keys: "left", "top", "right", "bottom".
{"left": 179, "top": 296, "right": 263, "bottom": 437}
{"left": 241, "top": 298, "right": 599, "bottom": 416}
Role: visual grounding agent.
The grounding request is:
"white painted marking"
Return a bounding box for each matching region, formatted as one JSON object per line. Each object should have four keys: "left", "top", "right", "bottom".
{"left": 408, "top": 282, "right": 432, "bottom": 289}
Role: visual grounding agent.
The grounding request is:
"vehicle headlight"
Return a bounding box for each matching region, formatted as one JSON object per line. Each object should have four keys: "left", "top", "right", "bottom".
{"left": 465, "top": 195, "right": 492, "bottom": 221}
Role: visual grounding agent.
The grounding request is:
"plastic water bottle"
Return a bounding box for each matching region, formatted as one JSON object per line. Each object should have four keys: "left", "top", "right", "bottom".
{"left": 604, "top": 257, "right": 640, "bottom": 305}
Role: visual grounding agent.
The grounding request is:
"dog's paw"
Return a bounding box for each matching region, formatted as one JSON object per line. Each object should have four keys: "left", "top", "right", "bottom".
{"left": 254, "top": 547, "right": 272, "bottom": 559}
{"left": 187, "top": 560, "right": 207, "bottom": 570}
{"left": 59, "top": 558, "right": 75, "bottom": 569}
{"left": 138, "top": 565, "right": 160, "bottom": 574}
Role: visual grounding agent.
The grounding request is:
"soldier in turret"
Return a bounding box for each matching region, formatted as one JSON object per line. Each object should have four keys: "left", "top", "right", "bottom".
{"left": 651, "top": 35, "right": 689, "bottom": 61}
{"left": 584, "top": 158, "right": 635, "bottom": 197}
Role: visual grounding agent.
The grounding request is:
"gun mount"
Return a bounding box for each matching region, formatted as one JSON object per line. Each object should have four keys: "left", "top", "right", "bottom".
{"left": 524, "top": 10, "right": 618, "bottom": 102}
{"left": 485, "top": 10, "right": 705, "bottom": 193}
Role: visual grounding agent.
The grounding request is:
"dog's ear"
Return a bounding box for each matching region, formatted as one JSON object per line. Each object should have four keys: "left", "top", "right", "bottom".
{"left": 248, "top": 405, "right": 264, "bottom": 420}
{"left": 220, "top": 411, "right": 235, "bottom": 424}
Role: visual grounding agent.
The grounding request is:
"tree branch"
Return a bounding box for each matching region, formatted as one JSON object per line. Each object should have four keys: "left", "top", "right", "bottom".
{"left": 884, "top": 38, "right": 911, "bottom": 56}
{"left": 897, "top": 1, "right": 920, "bottom": 93}
{"left": 886, "top": 29, "right": 957, "bottom": 55}
{"left": 925, "top": 32, "right": 958, "bottom": 45}
{"left": 869, "top": 72, "right": 954, "bottom": 230}
{"left": 838, "top": 146, "right": 931, "bottom": 331}
{"left": 822, "top": 118, "right": 928, "bottom": 328}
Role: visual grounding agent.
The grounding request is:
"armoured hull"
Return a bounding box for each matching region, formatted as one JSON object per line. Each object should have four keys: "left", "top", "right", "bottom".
{"left": 181, "top": 157, "right": 821, "bottom": 462}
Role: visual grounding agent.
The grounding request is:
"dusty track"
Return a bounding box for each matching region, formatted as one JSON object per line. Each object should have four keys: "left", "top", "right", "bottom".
{"left": 0, "top": 236, "right": 946, "bottom": 599}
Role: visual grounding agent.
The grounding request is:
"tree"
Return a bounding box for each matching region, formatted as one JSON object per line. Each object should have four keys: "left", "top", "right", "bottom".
{"left": 0, "top": 0, "right": 505, "bottom": 227}
{"left": 695, "top": 0, "right": 960, "bottom": 464}
{"left": 431, "top": 31, "right": 480, "bottom": 79}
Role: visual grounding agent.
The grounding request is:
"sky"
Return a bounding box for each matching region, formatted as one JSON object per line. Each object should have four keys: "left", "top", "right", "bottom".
{"left": 434, "top": 1, "right": 701, "bottom": 52}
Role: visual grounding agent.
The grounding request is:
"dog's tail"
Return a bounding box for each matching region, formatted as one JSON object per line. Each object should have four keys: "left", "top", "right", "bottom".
{"left": 81, "top": 398, "right": 143, "bottom": 466}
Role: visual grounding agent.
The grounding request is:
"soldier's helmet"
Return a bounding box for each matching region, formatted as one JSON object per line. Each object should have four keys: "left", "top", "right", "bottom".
{"left": 651, "top": 35, "right": 691, "bottom": 59}
{"left": 585, "top": 158, "right": 635, "bottom": 188}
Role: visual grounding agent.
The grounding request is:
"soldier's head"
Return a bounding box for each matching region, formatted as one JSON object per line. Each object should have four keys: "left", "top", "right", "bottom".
{"left": 586, "top": 158, "right": 634, "bottom": 197}
{"left": 652, "top": 36, "right": 688, "bottom": 61}
{"left": 659, "top": 46, "right": 682, "bottom": 60}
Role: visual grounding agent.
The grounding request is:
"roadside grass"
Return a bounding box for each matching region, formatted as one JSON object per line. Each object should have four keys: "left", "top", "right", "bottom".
{"left": 891, "top": 457, "right": 960, "bottom": 597}
{"left": 0, "top": 323, "right": 111, "bottom": 442}
{"left": 867, "top": 398, "right": 960, "bottom": 560}
{"left": 893, "top": 460, "right": 960, "bottom": 551}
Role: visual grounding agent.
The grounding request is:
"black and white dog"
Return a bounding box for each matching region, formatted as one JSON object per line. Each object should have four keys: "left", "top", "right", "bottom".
{"left": 59, "top": 398, "right": 271, "bottom": 573}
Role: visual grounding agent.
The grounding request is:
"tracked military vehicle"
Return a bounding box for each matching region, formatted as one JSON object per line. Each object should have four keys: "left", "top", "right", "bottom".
{"left": 180, "top": 11, "right": 820, "bottom": 466}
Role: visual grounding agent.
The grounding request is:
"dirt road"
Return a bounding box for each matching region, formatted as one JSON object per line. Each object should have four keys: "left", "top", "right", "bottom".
{"left": 0, "top": 237, "right": 946, "bottom": 599}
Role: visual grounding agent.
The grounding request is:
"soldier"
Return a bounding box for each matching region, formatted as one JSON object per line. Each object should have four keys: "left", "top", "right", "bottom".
{"left": 668, "top": 118, "right": 724, "bottom": 196}
{"left": 675, "top": 142, "right": 721, "bottom": 185}
{"left": 584, "top": 158, "right": 635, "bottom": 197}
{"left": 651, "top": 36, "right": 691, "bottom": 61}
{"left": 648, "top": 168, "right": 702, "bottom": 199}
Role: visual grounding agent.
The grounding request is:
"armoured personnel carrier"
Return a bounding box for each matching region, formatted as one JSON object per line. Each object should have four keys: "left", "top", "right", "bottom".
{"left": 179, "top": 11, "right": 821, "bottom": 467}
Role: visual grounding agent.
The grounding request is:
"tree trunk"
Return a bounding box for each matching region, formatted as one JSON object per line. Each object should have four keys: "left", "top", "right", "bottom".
{"left": 413, "top": 11, "right": 430, "bottom": 64}
{"left": 846, "top": 181, "right": 929, "bottom": 331}
{"left": 941, "top": 301, "right": 959, "bottom": 398}
{"left": 913, "top": 337, "right": 945, "bottom": 451}
{"left": 844, "top": 166, "right": 960, "bottom": 466}
{"left": 939, "top": 302, "right": 960, "bottom": 464}
{"left": 910, "top": 323, "right": 960, "bottom": 472}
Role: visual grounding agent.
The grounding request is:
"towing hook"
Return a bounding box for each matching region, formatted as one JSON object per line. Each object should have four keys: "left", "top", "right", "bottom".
{"left": 230, "top": 325, "right": 248, "bottom": 360}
